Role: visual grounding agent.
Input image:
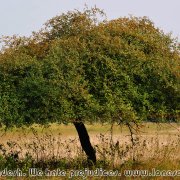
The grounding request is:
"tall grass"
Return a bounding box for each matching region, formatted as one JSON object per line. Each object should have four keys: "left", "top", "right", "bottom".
{"left": 0, "top": 123, "right": 179, "bottom": 179}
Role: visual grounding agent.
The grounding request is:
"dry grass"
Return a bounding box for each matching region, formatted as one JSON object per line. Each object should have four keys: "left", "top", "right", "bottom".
{"left": 0, "top": 122, "right": 180, "bottom": 179}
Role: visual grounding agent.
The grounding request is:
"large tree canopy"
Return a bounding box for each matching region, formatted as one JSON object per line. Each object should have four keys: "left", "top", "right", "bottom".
{"left": 0, "top": 7, "right": 179, "bottom": 128}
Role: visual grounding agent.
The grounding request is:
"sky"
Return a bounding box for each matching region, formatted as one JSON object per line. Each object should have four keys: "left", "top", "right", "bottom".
{"left": 0, "top": 0, "right": 180, "bottom": 41}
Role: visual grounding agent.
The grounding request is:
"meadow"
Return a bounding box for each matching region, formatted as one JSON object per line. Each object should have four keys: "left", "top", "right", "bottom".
{"left": 0, "top": 122, "right": 179, "bottom": 179}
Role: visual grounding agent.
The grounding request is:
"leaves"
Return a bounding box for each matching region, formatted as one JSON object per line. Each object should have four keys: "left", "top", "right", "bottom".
{"left": 0, "top": 7, "right": 179, "bottom": 128}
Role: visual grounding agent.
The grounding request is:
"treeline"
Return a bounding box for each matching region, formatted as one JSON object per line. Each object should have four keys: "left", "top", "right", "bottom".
{"left": 0, "top": 7, "right": 179, "bottom": 128}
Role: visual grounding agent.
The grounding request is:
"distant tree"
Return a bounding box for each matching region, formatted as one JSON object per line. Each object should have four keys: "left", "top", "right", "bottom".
{"left": 0, "top": 7, "right": 179, "bottom": 164}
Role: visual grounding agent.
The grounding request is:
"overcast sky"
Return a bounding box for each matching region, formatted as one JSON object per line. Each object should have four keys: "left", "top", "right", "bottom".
{"left": 0, "top": 0, "right": 179, "bottom": 41}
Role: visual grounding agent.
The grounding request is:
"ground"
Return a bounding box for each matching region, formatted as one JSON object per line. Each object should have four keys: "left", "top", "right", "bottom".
{"left": 0, "top": 122, "right": 179, "bottom": 179}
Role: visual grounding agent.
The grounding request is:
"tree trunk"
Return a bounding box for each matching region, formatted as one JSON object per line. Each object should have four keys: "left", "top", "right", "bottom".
{"left": 73, "top": 121, "right": 96, "bottom": 164}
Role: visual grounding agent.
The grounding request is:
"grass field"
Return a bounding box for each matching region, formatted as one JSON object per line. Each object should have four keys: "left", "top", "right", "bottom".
{"left": 0, "top": 122, "right": 180, "bottom": 179}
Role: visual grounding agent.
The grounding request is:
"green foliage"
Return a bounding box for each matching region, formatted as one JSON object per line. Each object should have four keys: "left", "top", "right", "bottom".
{"left": 0, "top": 7, "right": 179, "bottom": 128}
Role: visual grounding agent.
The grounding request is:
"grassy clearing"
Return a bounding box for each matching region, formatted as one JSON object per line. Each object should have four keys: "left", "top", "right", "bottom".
{"left": 0, "top": 122, "right": 180, "bottom": 179}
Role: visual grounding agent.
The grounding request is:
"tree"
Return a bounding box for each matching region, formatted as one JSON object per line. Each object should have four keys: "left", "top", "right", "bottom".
{"left": 0, "top": 8, "right": 179, "bottom": 164}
